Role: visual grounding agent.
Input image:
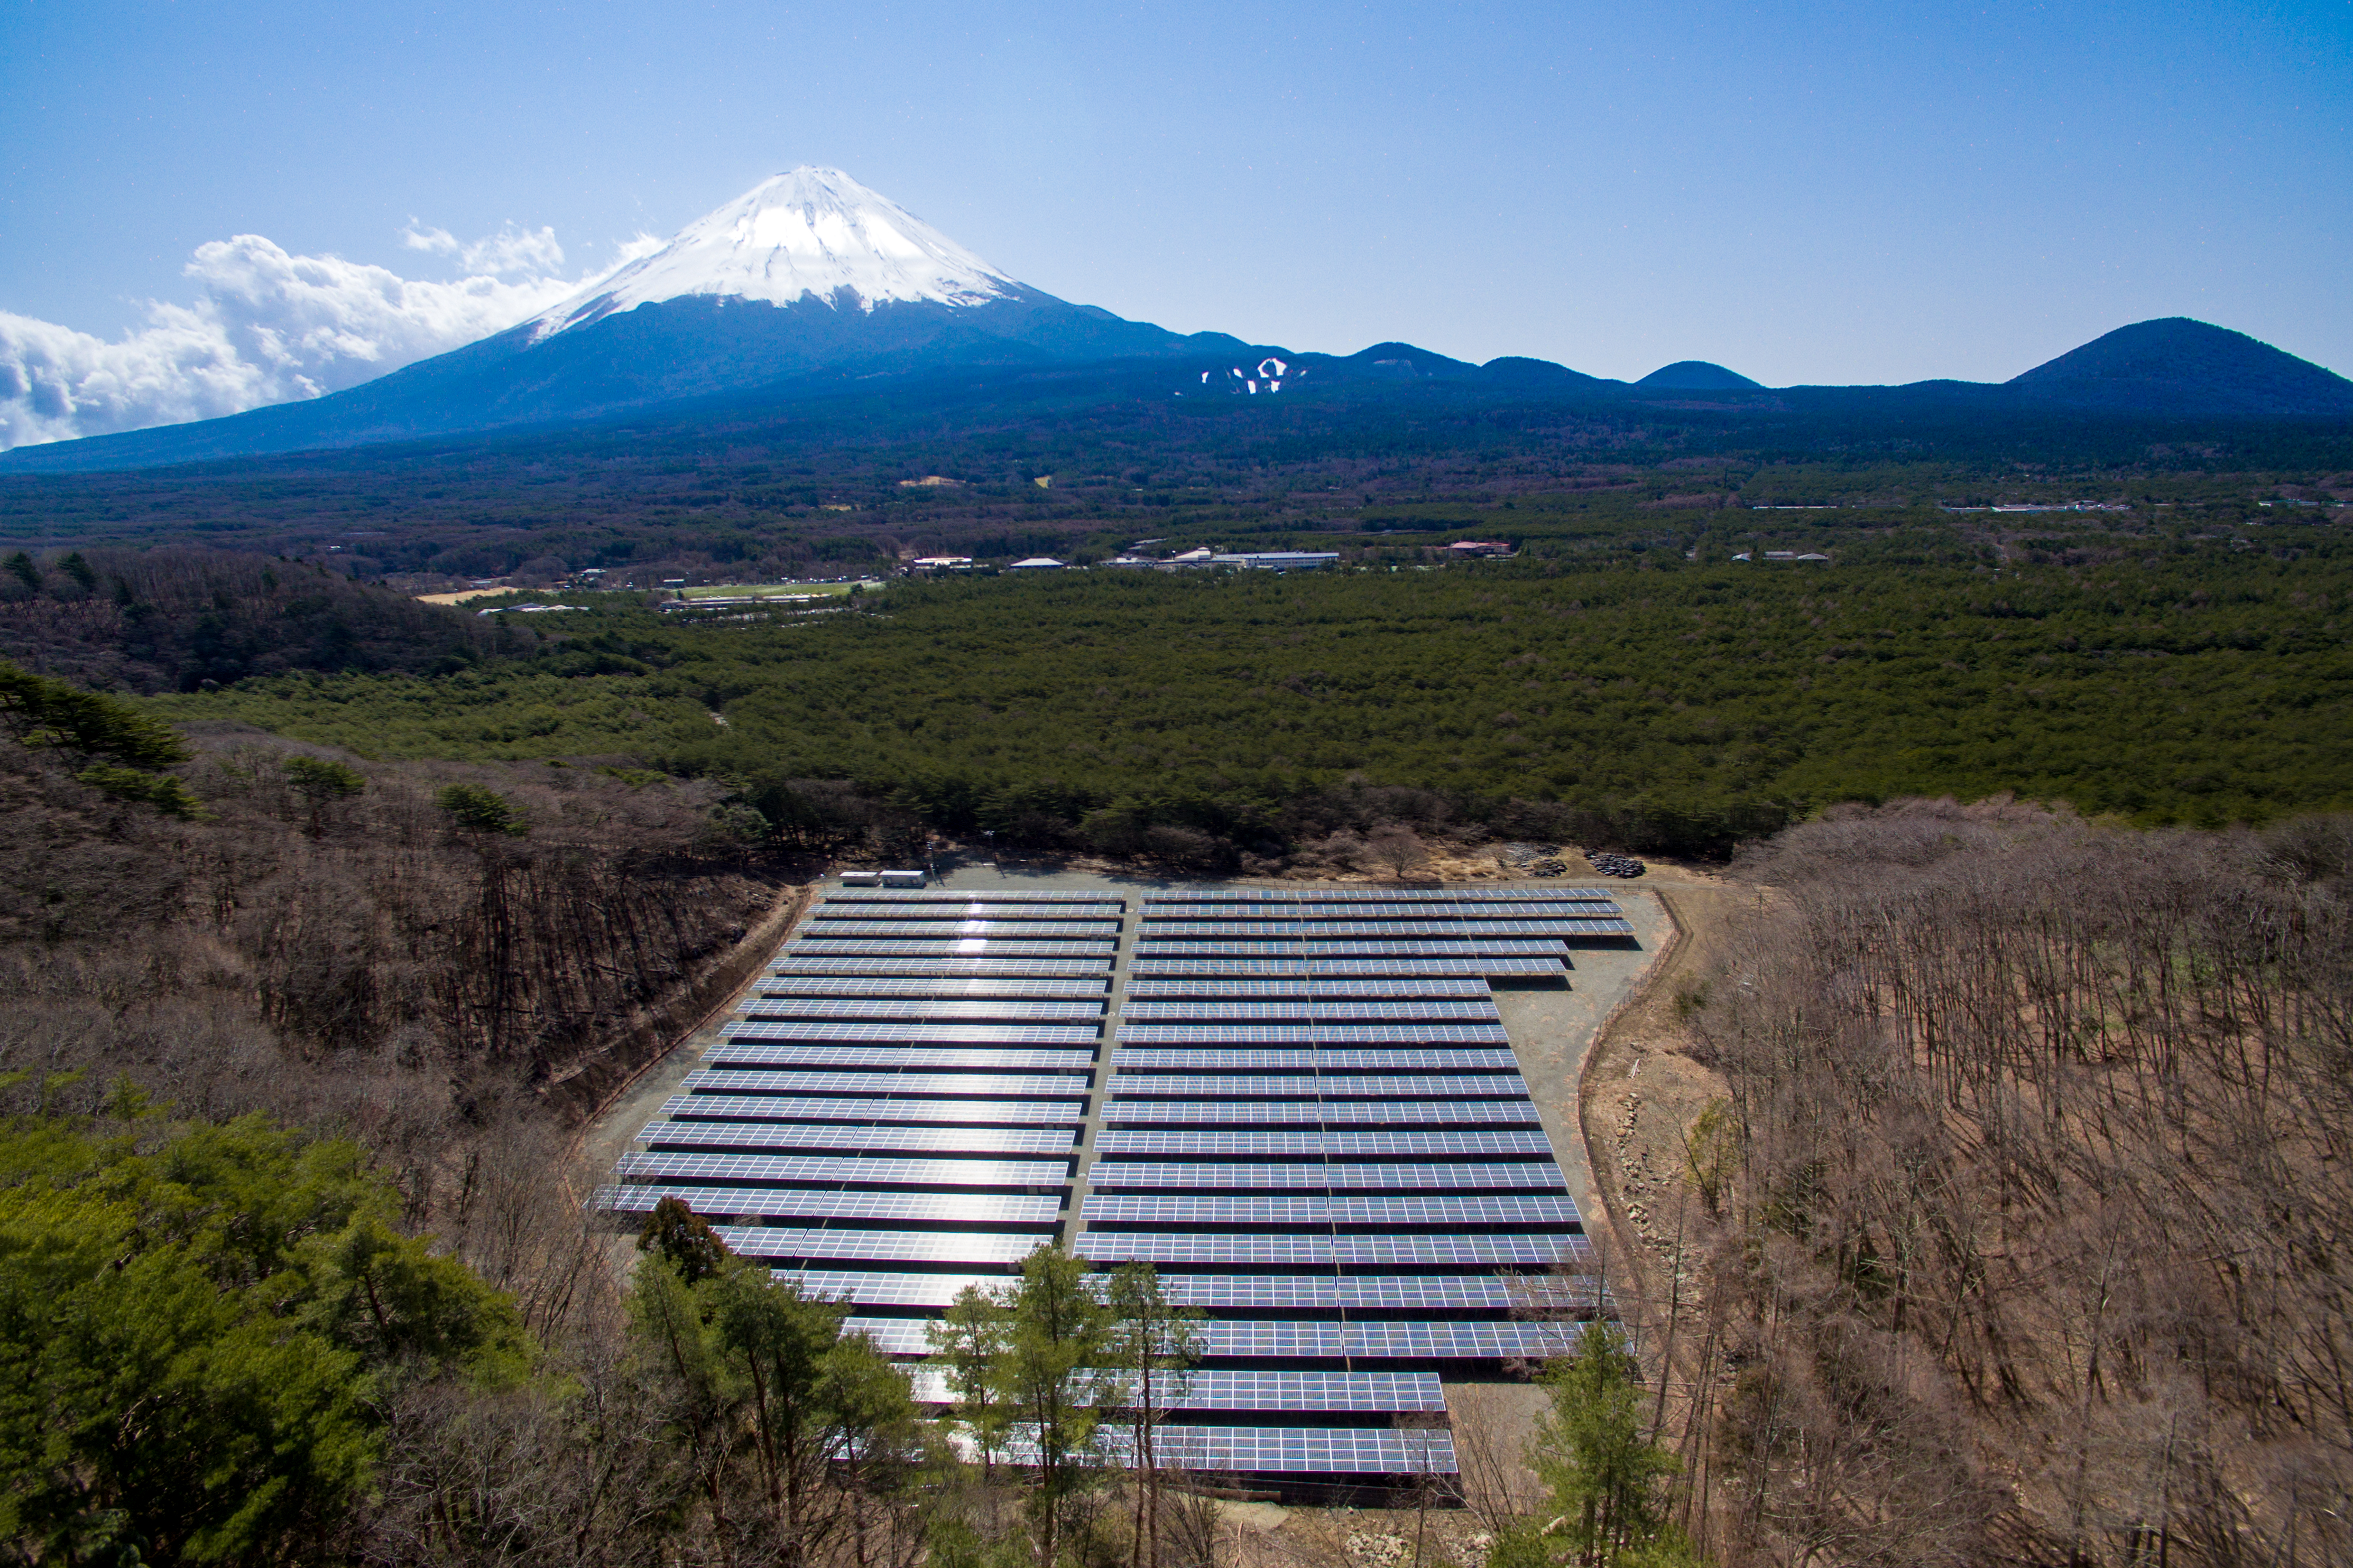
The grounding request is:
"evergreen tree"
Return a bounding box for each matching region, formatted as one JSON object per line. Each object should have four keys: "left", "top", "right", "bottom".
{"left": 996, "top": 1246, "right": 1114, "bottom": 1568}
{"left": 927, "top": 1281, "right": 1013, "bottom": 1478}
{"left": 1529, "top": 1324, "right": 1684, "bottom": 1567}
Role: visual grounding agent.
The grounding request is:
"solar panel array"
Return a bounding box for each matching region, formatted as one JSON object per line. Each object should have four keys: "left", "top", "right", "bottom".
{"left": 594, "top": 880, "right": 1632, "bottom": 1486}
{"left": 595, "top": 889, "right": 1119, "bottom": 1297}
{"left": 1067, "top": 887, "right": 1625, "bottom": 1480}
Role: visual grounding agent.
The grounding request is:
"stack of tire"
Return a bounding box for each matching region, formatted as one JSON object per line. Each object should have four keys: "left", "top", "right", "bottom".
{"left": 1587, "top": 852, "right": 1646, "bottom": 878}
{"left": 1527, "top": 858, "right": 1569, "bottom": 878}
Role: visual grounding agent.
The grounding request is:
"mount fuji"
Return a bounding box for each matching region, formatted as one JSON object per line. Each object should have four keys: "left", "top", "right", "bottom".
{"left": 5, "top": 168, "right": 1256, "bottom": 469}
{"left": 5, "top": 168, "right": 2348, "bottom": 474}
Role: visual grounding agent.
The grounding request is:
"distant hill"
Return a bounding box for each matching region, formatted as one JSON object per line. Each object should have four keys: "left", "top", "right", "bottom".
{"left": 1635, "top": 360, "right": 1763, "bottom": 391}
{"left": 2006, "top": 318, "right": 2353, "bottom": 417}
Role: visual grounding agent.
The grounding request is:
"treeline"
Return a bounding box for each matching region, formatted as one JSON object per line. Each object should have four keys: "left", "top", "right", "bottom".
{"left": 0, "top": 546, "right": 527, "bottom": 693}
{"left": 156, "top": 541, "right": 2353, "bottom": 855}
{"left": 1631, "top": 803, "right": 2353, "bottom": 1564}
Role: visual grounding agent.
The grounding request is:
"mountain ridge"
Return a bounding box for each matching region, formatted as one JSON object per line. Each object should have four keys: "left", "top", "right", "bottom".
{"left": 3, "top": 169, "right": 2347, "bottom": 475}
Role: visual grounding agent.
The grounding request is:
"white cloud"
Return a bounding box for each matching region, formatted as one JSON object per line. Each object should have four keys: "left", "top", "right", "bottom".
{"left": 0, "top": 223, "right": 619, "bottom": 451}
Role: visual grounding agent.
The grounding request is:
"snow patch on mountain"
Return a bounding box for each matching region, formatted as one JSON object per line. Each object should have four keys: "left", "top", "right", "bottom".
{"left": 530, "top": 167, "right": 1017, "bottom": 338}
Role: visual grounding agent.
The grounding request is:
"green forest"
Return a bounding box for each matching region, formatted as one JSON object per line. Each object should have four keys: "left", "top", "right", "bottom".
{"left": 148, "top": 533, "right": 2353, "bottom": 853}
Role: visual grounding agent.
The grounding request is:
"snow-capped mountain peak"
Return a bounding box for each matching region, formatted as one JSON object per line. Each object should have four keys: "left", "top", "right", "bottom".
{"left": 531, "top": 166, "right": 1017, "bottom": 337}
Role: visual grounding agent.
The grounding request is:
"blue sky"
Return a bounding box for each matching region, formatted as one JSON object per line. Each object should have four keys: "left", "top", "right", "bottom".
{"left": 2, "top": 0, "right": 2347, "bottom": 398}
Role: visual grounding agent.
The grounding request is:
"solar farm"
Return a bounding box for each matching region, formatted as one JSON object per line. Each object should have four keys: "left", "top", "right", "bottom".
{"left": 596, "top": 880, "right": 1641, "bottom": 1491}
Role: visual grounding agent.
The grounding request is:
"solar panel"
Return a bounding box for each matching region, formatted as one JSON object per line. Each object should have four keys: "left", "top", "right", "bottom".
{"left": 1139, "top": 938, "right": 1574, "bottom": 957}
{"left": 1302, "top": 940, "right": 1571, "bottom": 957}
{"left": 679, "top": 1069, "right": 1090, "bottom": 1098}
{"left": 616, "top": 1152, "right": 1068, "bottom": 1187}
{"left": 1111, "top": 1050, "right": 1520, "bottom": 1072}
{"left": 769, "top": 958, "right": 1111, "bottom": 977}
{"left": 639, "top": 1121, "right": 1078, "bottom": 1156}
{"left": 1072, "top": 1233, "right": 1593, "bottom": 1267}
{"left": 1092, "top": 1128, "right": 1558, "bottom": 1158}
{"left": 662, "top": 1095, "right": 1087, "bottom": 1125}
{"left": 1344, "top": 1322, "right": 1594, "bottom": 1359}
{"left": 828, "top": 889, "right": 1122, "bottom": 903}
{"left": 809, "top": 921, "right": 1120, "bottom": 939}
{"left": 594, "top": 1185, "right": 1064, "bottom": 1224}
{"left": 1306, "top": 978, "right": 1496, "bottom": 998}
{"left": 714, "top": 1227, "right": 1047, "bottom": 1265}
{"left": 1307, "top": 958, "right": 1566, "bottom": 977}
{"left": 1085, "top": 1162, "right": 1566, "bottom": 1193}
{"left": 1137, "top": 1276, "right": 1561, "bottom": 1312}
{"left": 1100, "top": 1100, "right": 1540, "bottom": 1127}
{"left": 1014, "top": 1426, "right": 1460, "bottom": 1477}
{"left": 839, "top": 1317, "right": 944, "bottom": 1356}
{"left": 900, "top": 1366, "right": 1446, "bottom": 1414}
{"left": 1112, "top": 1026, "right": 1510, "bottom": 1047}
{"left": 1079, "top": 1194, "right": 1580, "bottom": 1226}
{"left": 756, "top": 977, "right": 1109, "bottom": 999}
{"left": 1131, "top": 955, "right": 1564, "bottom": 977}
{"left": 1141, "top": 888, "right": 1610, "bottom": 904}
{"left": 707, "top": 1045, "right": 1097, "bottom": 1073}
{"left": 815, "top": 904, "right": 1124, "bottom": 920}
{"left": 1119, "top": 1001, "right": 1500, "bottom": 1023}
{"left": 788, "top": 941, "right": 1116, "bottom": 958}
{"left": 736, "top": 999, "right": 1104, "bottom": 1022}
{"left": 771, "top": 1271, "right": 1012, "bottom": 1309}
{"left": 1105, "top": 1073, "right": 1529, "bottom": 1098}
{"left": 1139, "top": 921, "right": 1610, "bottom": 939}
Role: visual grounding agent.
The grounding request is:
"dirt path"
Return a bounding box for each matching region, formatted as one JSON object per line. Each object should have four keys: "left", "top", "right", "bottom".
{"left": 1573, "top": 867, "right": 1756, "bottom": 1333}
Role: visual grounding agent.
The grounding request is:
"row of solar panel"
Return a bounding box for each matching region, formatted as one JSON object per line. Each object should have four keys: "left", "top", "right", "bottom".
{"left": 1001, "top": 1426, "right": 1460, "bottom": 1477}
{"left": 1112, "top": 1024, "right": 1512, "bottom": 1046}
{"left": 707, "top": 1045, "right": 1097, "bottom": 1072}
{"left": 788, "top": 941, "right": 1119, "bottom": 958}
{"left": 782, "top": 1270, "right": 1598, "bottom": 1313}
{"left": 1080, "top": 1193, "right": 1580, "bottom": 1226}
{"left": 696, "top": 1225, "right": 1586, "bottom": 1268}
{"left": 900, "top": 1366, "right": 1446, "bottom": 1414}
{"left": 615, "top": 1152, "right": 1069, "bottom": 1187}
{"left": 1092, "top": 1128, "right": 1558, "bottom": 1157}
{"left": 815, "top": 905, "right": 1124, "bottom": 921}
{"left": 848, "top": 1314, "right": 1590, "bottom": 1361}
{"left": 680, "top": 1069, "right": 1088, "bottom": 1097}
{"left": 1134, "top": 935, "right": 1623, "bottom": 955}
{"left": 828, "top": 889, "right": 1122, "bottom": 903}
{"left": 1120, "top": 1000, "right": 1500, "bottom": 1022}
{"left": 643, "top": 1121, "right": 1079, "bottom": 1156}
{"left": 1138, "top": 920, "right": 1614, "bottom": 938}
{"left": 1112, "top": 1049, "right": 1519, "bottom": 1072}
{"left": 1143, "top": 887, "right": 1612, "bottom": 902}
{"left": 596, "top": 1185, "right": 1064, "bottom": 1223}
{"left": 809, "top": 921, "right": 1121, "bottom": 939}
{"left": 1099, "top": 1100, "right": 1542, "bottom": 1126}
{"left": 1104, "top": 1073, "right": 1530, "bottom": 1097}
{"left": 772, "top": 958, "right": 1116, "bottom": 977}
{"left": 1130, "top": 958, "right": 1565, "bottom": 977}
{"left": 604, "top": 1183, "right": 1580, "bottom": 1229}
{"left": 658, "top": 1093, "right": 1546, "bottom": 1129}
{"left": 1125, "top": 978, "right": 1491, "bottom": 999}
{"left": 723, "top": 1022, "right": 1102, "bottom": 1045}
{"left": 1086, "top": 1162, "right": 1566, "bottom": 1192}
{"left": 757, "top": 977, "right": 1111, "bottom": 999}
{"left": 737, "top": 998, "right": 1105, "bottom": 1021}
{"left": 664, "top": 1093, "right": 1088, "bottom": 1125}
{"left": 1143, "top": 902, "right": 1617, "bottom": 920}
